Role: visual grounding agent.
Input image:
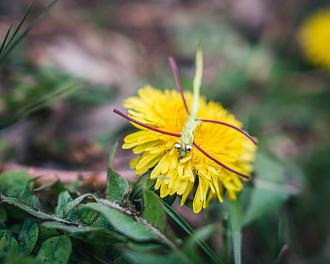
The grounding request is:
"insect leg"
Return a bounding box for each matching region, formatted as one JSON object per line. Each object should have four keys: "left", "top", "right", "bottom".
{"left": 192, "top": 142, "right": 250, "bottom": 179}
{"left": 197, "top": 118, "right": 257, "bottom": 145}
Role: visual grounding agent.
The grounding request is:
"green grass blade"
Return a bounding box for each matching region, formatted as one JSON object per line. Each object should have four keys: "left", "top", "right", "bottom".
{"left": 0, "top": 25, "right": 12, "bottom": 54}
{"left": 0, "top": 0, "right": 57, "bottom": 63}
{"left": 2, "top": 4, "right": 32, "bottom": 53}
{"left": 162, "top": 201, "right": 219, "bottom": 263}
{"left": 228, "top": 201, "right": 242, "bottom": 264}
{"left": 0, "top": 80, "right": 79, "bottom": 129}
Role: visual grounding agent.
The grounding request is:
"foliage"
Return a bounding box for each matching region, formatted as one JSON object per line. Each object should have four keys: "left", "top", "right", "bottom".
{"left": 0, "top": 144, "right": 298, "bottom": 264}
{"left": 1, "top": 1, "right": 329, "bottom": 263}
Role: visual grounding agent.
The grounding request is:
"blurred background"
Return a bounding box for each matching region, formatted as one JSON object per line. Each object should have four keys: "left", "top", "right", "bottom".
{"left": 0, "top": 0, "right": 329, "bottom": 263}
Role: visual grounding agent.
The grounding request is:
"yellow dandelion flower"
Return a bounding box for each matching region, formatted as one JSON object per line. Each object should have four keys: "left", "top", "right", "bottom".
{"left": 299, "top": 9, "right": 330, "bottom": 69}
{"left": 113, "top": 49, "right": 257, "bottom": 213}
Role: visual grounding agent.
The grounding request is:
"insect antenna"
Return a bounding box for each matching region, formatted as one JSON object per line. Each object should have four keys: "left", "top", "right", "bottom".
{"left": 169, "top": 56, "right": 190, "bottom": 114}
{"left": 113, "top": 109, "right": 181, "bottom": 138}
{"left": 192, "top": 142, "right": 250, "bottom": 179}
{"left": 197, "top": 118, "right": 257, "bottom": 145}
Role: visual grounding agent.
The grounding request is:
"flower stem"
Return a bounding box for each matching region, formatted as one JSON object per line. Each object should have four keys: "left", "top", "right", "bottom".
{"left": 191, "top": 48, "right": 203, "bottom": 117}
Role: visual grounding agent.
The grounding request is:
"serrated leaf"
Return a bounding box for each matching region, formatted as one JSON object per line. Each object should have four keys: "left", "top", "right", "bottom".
{"left": 0, "top": 230, "right": 18, "bottom": 255}
{"left": 83, "top": 203, "right": 156, "bottom": 241}
{"left": 36, "top": 235, "right": 72, "bottom": 264}
{"left": 106, "top": 142, "right": 129, "bottom": 202}
{"left": 142, "top": 190, "right": 165, "bottom": 230}
{"left": 18, "top": 218, "right": 39, "bottom": 255}
{"left": 55, "top": 191, "right": 72, "bottom": 218}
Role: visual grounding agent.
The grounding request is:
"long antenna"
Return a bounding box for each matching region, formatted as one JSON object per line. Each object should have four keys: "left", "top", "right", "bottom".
{"left": 169, "top": 56, "right": 190, "bottom": 114}
{"left": 113, "top": 109, "right": 181, "bottom": 138}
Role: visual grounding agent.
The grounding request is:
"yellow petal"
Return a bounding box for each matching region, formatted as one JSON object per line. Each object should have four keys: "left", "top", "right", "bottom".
{"left": 136, "top": 153, "right": 160, "bottom": 170}
{"left": 180, "top": 181, "right": 194, "bottom": 206}
{"left": 193, "top": 184, "right": 203, "bottom": 213}
{"left": 129, "top": 156, "right": 141, "bottom": 168}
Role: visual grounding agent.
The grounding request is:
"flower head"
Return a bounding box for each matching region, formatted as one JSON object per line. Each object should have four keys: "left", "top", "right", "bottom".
{"left": 299, "top": 9, "right": 330, "bottom": 69}
{"left": 114, "top": 50, "right": 257, "bottom": 213}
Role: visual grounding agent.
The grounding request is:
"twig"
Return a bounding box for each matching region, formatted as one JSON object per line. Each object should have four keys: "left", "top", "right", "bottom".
{"left": 0, "top": 162, "right": 136, "bottom": 186}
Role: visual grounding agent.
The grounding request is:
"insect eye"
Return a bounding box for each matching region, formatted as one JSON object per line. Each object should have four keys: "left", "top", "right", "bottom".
{"left": 185, "top": 145, "right": 193, "bottom": 152}
{"left": 174, "top": 143, "right": 182, "bottom": 150}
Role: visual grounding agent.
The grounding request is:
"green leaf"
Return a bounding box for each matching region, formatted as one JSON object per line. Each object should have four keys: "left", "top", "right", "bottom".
{"left": 0, "top": 207, "right": 7, "bottom": 224}
{"left": 41, "top": 221, "right": 127, "bottom": 246}
{"left": 0, "top": 171, "right": 31, "bottom": 197}
{"left": 142, "top": 190, "right": 166, "bottom": 231}
{"left": 124, "top": 251, "right": 180, "bottom": 264}
{"left": 38, "top": 227, "right": 60, "bottom": 244}
{"left": 183, "top": 225, "right": 220, "bottom": 264}
{"left": 106, "top": 142, "right": 129, "bottom": 202}
{"left": 255, "top": 153, "right": 285, "bottom": 183}
{"left": 20, "top": 182, "right": 41, "bottom": 209}
{"left": 162, "top": 201, "right": 217, "bottom": 262}
{"left": 243, "top": 189, "right": 287, "bottom": 226}
{"left": 4, "top": 254, "right": 42, "bottom": 264}
{"left": 131, "top": 172, "right": 153, "bottom": 201}
{"left": 55, "top": 191, "right": 72, "bottom": 218}
{"left": 36, "top": 235, "right": 72, "bottom": 264}
{"left": 0, "top": 196, "right": 76, "bottom": 226}
{"left": 183, "top": 225, "right": 221, "bottom": 263}
{"left": 41, "top": 221, "right": 102, "bottom": 234}
{"left": 243, "top": 153, "right": 289, "bottom": 226}
{"left": 18, "top": 218, "right": 39, "bottom": 255}
{"left": 0, "top": 196, "right": 54, "bottom": 221}
{"left": 228, "top": 201, "right": 242, "bottom": 264}
{"left": 63, "top": 193, "right": 98, "bottom": 217}
{"left": 77, "top": 207, "right": 100, "bottom": 225}
{"left": 0, "top": 230, "right": 18, "bottom": 255}
{"left": 162, "top": 201, "right": 193, "bottom": 234}
{"left": 83, "top": 203, "right": 156, "bottom": 241}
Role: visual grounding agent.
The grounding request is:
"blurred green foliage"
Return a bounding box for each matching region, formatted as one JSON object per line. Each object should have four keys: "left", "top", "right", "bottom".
{"left": 0, "top": 1, "right": 329, "bottom": 264}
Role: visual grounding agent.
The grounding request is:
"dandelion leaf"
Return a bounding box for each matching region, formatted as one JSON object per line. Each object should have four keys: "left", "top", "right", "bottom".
{"left": 36, "top": 235, "right": 72, "bottom": 264}
{"left": 106, "top": 142, "right": 129, "bottom": 203}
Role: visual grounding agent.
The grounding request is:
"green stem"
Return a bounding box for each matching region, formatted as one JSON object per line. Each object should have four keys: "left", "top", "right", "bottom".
{"left": 191, "top": 48, "right": 203, "bottom": 117}
{"left": 228, "top": 201, "right": 242, "bottom": 264}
